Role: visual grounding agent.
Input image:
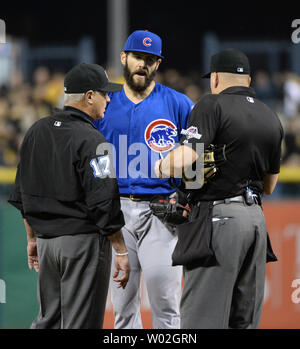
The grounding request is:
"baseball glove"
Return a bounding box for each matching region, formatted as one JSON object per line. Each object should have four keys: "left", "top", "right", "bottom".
{"left": 182, "top": 144, "right": 226, "bottom": 185}
{"left": 149, "top": 191, "right": 190, "bottom": 227}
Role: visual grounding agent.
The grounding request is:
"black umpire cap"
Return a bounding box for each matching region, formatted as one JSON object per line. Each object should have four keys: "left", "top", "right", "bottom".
{"left": 64, "top": 63, "right": 123, "bottom": 94}
{"left": 202, "top": 49, "right": 250, "bottom": 78}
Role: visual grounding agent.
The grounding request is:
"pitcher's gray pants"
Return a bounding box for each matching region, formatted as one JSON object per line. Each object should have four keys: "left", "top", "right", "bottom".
{"left": 181, "top": 202, "right": 267, "bottom": 329}
{"left": 110, "top": 197, "right": 182, "bottom": 329}
{"left": 31, "top": 233, "right": 111, "bottom": 329}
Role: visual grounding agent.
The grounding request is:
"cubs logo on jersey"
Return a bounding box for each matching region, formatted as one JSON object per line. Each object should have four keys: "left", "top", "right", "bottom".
{"left": 144, "top": 119, "right": 177, "bottom": 153}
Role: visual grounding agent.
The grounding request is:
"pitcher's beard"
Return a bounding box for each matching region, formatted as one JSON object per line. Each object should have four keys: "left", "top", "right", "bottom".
{"left": 124, "top": 64, "right": 156, "bottom": 93}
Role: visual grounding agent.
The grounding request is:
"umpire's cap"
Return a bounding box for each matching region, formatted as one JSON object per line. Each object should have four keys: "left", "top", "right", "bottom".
{"left": 64, "top": 63, "right": 123, "bottom": 94}
{"left": 124, "top": 30, "right": 164, "bottom": 59}
{"left": 202, "top": 49, "right": 250, "bottom": 78}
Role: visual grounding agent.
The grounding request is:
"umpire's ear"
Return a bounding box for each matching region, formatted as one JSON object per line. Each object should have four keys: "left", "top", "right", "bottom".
{"left": 210, "top": 72, "right": 219, "bottom": 93}
{"left": 85, "top": 90, "right": 94, "bottom": 105}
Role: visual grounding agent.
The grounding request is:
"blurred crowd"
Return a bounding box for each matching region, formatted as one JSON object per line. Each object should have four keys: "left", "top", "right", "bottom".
{"left": 0, "top": 66, "right": 300, "bottom": 170}
{"left": 0, "top": 67, "right": 65, "bottom": 166}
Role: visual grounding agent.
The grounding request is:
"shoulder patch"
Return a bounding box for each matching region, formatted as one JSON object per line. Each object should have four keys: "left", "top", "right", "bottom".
{"left": 181, "top": 126, "right": 202, "bottom": 140}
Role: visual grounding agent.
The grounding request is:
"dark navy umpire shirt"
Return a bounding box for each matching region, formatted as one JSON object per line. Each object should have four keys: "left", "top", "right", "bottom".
{"left": 181, "top": 86, "right": 284, "bottom": 201}
{"left": 8, "top": 107, "right": 125, "bottom": 238}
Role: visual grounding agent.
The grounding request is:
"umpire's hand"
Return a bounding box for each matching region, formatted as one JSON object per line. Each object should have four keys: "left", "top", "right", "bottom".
{"left": 113, "top": 254, "right": 130, "bottom": 289}
{"left": 108, "top": 230, "right": 130, "bottom": 289}
{"left": 27, "top": 240, "right": 39, "bottom": 273}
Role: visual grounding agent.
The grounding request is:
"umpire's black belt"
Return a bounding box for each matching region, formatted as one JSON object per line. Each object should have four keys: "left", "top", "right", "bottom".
{"left": 121, "top": 194, "right": 153, "bottom": 201}
{"left": 213, "top": 195, "right": 243, "bottom": 205}
{"left": 213, "top": 195, "right": 258, "bottom": 206}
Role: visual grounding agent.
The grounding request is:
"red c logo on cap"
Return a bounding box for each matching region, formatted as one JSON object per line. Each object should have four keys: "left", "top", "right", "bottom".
{"left": 143, "top": 37, "right": 152, "bottom": 47}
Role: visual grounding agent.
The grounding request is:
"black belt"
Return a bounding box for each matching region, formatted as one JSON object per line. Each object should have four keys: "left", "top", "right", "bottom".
{"left": 120, "top": 194, "right": 154, "bottom": 201}
{"left": 213, "top": 194, "right": 258, "bottom": 206}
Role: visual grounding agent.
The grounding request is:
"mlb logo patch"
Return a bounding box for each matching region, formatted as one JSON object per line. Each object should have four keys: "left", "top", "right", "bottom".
{"left": 237, "top": 67, "right": 244, "bottom": 73}
{"left": 54, "top": 121, "right": 62, "bottom": 127}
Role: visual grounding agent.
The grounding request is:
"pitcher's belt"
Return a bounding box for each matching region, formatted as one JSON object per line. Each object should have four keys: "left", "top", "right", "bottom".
{"left": 121, "top": 194, "right": 153, "bottom": 201}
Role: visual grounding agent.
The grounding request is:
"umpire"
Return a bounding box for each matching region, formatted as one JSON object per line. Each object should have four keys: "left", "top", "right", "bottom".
{"left": 8, "top": 63, "right": 130, "bottom": 329}
{"left": 155, "top": 49, "right": 283, "bottom": 328}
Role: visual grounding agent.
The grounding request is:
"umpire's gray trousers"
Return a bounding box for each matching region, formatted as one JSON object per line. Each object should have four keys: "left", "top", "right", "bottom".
{"left": 180, "top": 201, "right": 267, "bottom": 329}
{"left": 31, "top": 233, "right": 111, "bottom": 329}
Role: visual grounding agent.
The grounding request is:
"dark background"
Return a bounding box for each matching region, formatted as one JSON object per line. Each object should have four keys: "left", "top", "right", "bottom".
{"left": 1, "top": 1, "right": 295, "bottom": 72}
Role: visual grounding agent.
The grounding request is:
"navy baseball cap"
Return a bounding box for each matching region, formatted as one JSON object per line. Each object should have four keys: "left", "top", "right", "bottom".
{"left": 64, "top": 63, "right": 123, "bottom": 94}
{"left": 202, "top": 49, "right": 250, "bottom": 78}
{"left": 123, "top": 30, "right": 164, "bottom": 59}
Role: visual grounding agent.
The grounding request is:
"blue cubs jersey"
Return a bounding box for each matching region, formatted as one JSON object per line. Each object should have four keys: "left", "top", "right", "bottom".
{"left": 94, "top": 82, "right": 194, "bottom": 195}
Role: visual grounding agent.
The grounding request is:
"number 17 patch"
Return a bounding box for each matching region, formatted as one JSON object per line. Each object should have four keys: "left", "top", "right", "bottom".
{"left": 90, "top": 155, "right": 111, "bottom": 178}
